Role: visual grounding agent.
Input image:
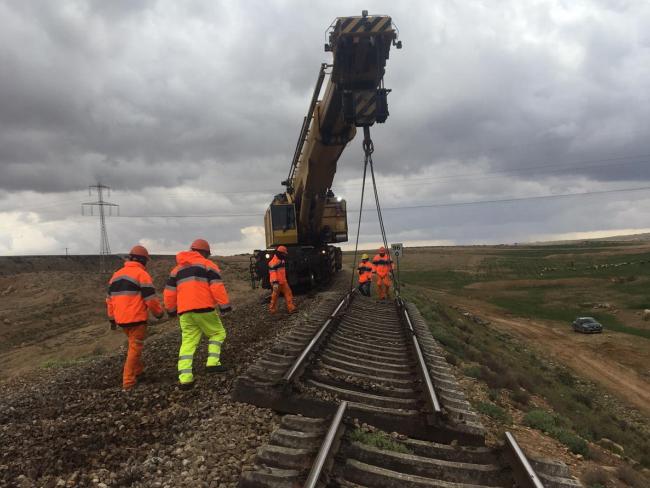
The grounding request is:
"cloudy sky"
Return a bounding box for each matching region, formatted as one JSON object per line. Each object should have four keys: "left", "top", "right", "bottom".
{"left": 1, "top": 0, "right": 650, "bottom": 255}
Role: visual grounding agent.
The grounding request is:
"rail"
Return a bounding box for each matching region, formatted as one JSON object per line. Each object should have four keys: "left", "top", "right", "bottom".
{"left": 304, "top": 401, "right": 348, "bottom": 488}
{"left": 283, "top": 291, "right": 354, "bottom": 383}
{"left": 399, "top": 299, "right": 442, "bottom": 415}
{"left": 505, "top": 431, "right": 545, "bottom": 488}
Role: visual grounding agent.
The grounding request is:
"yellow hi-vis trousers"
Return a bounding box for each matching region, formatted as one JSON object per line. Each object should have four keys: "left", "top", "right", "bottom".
{"left": 178, "top": 311, "right": 226, "bottom": 385}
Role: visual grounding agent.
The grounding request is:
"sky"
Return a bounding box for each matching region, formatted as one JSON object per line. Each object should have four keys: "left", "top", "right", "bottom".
{"left": 1, "top": 0, "right": 650, "bottom": 255}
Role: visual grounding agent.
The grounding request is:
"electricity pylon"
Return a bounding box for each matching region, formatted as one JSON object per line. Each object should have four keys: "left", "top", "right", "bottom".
{"left": 82, "top": 183, "right": 119, "bottom": 273}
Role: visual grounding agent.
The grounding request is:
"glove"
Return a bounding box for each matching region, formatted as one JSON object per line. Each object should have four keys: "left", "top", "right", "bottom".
{"left": 109, "top": 320, "right": 116, "bottom": 330}
{"left": 167, "top": 310, "right": 177, "bottom": 318}
{"left": 220, "top": 306, "right": 233, "bottom": 315}
{"left": 272, "top": 283, "right": 279, "bottom": 292}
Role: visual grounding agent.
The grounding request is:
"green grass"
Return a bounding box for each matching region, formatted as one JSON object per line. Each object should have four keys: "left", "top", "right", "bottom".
{"left": 523, "top": 409, "right": 588, "bottom": 454}
{"left": 41, "top": 357, "right": 89, "bottom": 369}
{"left": 348, "top": 429, "right": 411, "bottom": 454}
{"left": 474, "top": 401, "right": 511, "bottom": 424}
{"left": 490, "top": 289, "right": 650, "bottom": 340}
{"left": 405, "top": 291, "right": 650, "bottom": 467}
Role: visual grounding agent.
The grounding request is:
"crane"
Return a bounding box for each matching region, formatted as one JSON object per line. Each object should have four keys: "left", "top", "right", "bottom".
{"left": 250, "top": 11, "right": 401, "bottom": 289}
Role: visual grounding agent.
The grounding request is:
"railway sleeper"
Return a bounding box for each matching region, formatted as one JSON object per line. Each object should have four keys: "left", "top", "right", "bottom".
{"left": 344, "top": 441, "right": 509, "bottom": 486}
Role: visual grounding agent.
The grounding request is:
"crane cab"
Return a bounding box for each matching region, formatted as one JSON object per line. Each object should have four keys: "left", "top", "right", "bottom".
{"left": 264, "top": 203, "right": 298, "bottom": 248}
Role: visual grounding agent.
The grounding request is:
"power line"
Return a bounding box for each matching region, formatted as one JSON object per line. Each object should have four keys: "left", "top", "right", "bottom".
{"left": 82, "top": 183, "right": 119, "bottom": 273}
{"left": 111, "top": 185, "right": 650, "bottom": 219}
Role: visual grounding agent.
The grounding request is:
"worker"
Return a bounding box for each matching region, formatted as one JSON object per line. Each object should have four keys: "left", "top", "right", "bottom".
{"left": 357, "top": 253, "right": 373, "bottom": 296}
{"left": 106, "top": 245, "right": 163, "bottom": 391}
{"left": 372, "top": 246, "right": 393, "bottom": 300}
{"left": 164, "top": 239, "right": 232, "bottom": 390}
{"left": 268, "top": 245, "right": 296, "bottom": 314}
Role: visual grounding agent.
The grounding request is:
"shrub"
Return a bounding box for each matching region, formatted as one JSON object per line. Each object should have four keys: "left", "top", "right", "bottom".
{"left": 475, "top": 401, "right": 511, "bottom": 424}
{"left": 556, "top": 369, "right": 575, "bottom": 386}
{"left": 524, "top": 409, "right": 588, "bottom": 455}
{"left": 582, "top": 467, "right": 609, "bottom": 488}
{"left": 616, "top": 465, "right": 647, "bottom": 488}
{"left": 511, "top": 388, "right": 531, "bottom": 406}
{"left": 445, "top": 353, "right": 458, "bottom": 366}
{"left": 463, "top": 365, "right": 482, "bottom": 379}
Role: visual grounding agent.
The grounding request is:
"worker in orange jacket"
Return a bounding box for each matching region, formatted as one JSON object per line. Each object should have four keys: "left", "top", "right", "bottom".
{"left": 372, "top": 246, "right": 393, "bottom": 300}
{"left": 164, "top": 239, "right": 232, "bottom": 389}
{"left": 106, "top": 245, "right": 163, "bottom": 391}
{"left": 357, "top": 253, "right": 373, "bottom": 297}
{"left": 268, "top": 245, "right": 296, "bottom": 314}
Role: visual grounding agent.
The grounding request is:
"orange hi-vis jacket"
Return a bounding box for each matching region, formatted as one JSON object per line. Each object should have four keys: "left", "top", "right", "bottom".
{"left": 268, "top": 254, "right": 288, "bottom": 285}
{"left": 106, "top": 261, "right": 163, "bottom": 327}
{"left": 372, "top": 253, "right": 393, "bottom": 278}
{"left": 164, "top": 251, "right": 232, "bottom": 315}
{"left": 357, "top": 259, "right": 373, "bottom": 283}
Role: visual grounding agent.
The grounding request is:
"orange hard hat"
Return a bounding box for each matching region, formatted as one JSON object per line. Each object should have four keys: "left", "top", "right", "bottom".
{"left": 191, "top": 239, "right": 211, "bottom": 253}
{"left": 276, "top": 245, "right": 288, "bottom": 253}
{"left": 129, "top": 245, "right": 150, "bottom": 259}
{"left": 379, "top": 246, "right": 386, "bottom": 253}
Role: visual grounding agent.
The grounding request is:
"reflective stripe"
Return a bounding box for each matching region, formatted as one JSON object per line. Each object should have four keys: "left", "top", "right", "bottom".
{"left": 140, "top": 281, "right": 154, "bottom": 287}
{"left": 176, "top": 276, "right": 208, "bottom": 285}
{"left": 209, "top": 278, "right": 223, "bottom": 284}
{"left": 109, "top": 275, "right": 140, "bottom": 286}
{"left": 208, "top": 340, "right": 223, "bottom": 346}
{"left": 179, "top": 355, "right": 194, "bottom": 360}
{"left": 178, "top": 368, "right": 193, "bottom": 374}
{"left": 135, "top": 339, "right": 145, "bottom": 344}
{"left": 207, "top": 353, "right": 220, "bottom": 358}
{"left": 143, "top": 295, "right": 158, "bottom": 301}
{"left": 176, "top": 263, "right": 207, "bottom": 272}
{"left": 109, "top": 290, "right": 140, "bottom": 296}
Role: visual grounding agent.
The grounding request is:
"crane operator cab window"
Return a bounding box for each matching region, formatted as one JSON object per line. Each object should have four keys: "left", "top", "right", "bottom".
{"left": 265, "top": 204, "right": 298, "bottom": 247}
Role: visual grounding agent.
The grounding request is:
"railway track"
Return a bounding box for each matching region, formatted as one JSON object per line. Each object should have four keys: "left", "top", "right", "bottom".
{"left": 233, "top": 291, "right": 582, "bottom": 488}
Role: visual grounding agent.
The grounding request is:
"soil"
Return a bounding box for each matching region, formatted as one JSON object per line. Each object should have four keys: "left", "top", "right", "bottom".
{"left": 446, "top": 295, "right": 650, "bottom": 417}
{"left": 0, "top": 255, "right": 344, "bottom": 487}
{"left": 0, "top": 254, "right": 255, "bottom": 380}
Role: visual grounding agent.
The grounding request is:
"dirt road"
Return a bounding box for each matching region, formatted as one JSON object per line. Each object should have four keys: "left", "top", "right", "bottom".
{"left": 449, "top": 295, "right": 650, "bottom": 416}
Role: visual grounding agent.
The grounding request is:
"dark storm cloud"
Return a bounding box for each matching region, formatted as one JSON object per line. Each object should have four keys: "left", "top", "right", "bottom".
{"left": 2, "top": 0, "right": 650, "bottom": 254}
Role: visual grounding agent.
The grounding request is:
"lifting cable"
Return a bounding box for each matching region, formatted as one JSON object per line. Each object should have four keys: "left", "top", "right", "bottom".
{"left": 349, "top": 126, "right": 398, "bottom": 294}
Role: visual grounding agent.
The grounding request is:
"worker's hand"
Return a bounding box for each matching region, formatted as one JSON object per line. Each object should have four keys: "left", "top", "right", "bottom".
{"left": 109, "top": 320, "right": 116, "bottom": 330}
{"left": 220, "top": 306, "right": 233, "bottom": 316}
{"left": 167, "top": 310, "right": 177, "bottom": 318}
{"left": 272, "top": 283, "right": 279, "bottom": 292}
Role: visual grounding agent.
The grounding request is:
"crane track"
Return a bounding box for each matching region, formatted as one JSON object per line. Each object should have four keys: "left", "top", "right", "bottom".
{"left": 233, "top": 291, "right": 583, "bottom": 487}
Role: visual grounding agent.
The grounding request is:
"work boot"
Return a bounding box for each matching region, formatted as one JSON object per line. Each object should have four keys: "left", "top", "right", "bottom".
{"left": 179, "top": 381, "right": 195, "bottom": 391}
{"left": 206, "top": 365, "right": 228, "bottom": 374}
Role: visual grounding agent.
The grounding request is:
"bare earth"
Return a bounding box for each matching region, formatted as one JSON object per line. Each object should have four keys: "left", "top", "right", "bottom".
{"left": 0, "top": 254, "right": 259, "bottom": 381}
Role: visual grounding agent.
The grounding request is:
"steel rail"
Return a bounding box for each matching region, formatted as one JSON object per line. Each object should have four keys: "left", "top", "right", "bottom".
{"left": 505, "top": 431, "right": 545, "bottom": 488}
{"left": 304, "top": 400, "right": 348, "bottom": 488}
{"left": 283, "top": 291, "right": 353, "bottom": 383}
{"left": 401, "top": 300, "right": 442, "bottom": 414}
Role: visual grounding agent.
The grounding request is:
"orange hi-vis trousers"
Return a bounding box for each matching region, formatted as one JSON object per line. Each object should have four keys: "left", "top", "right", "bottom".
{"left": 122, "top": 324, "right": 146, "bottom": 389}
{"left": 376, "top": 275, "right": 391, "bottom": 300}
{"left": 270, "top": 283, "right": 296, "bottom": 313}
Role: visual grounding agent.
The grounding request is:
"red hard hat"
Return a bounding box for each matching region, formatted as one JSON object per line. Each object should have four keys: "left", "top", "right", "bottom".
{"left": 379, "top": 246, "right": 386, "bottom": 253}
{"left": 276, "top": 245, "right": 288, "bottom": 253}
{"left": 191, "top": 239, "right": 211, "bottom": 253}
{"left": 129, "top": 245, "right": 150, "bottom": 259}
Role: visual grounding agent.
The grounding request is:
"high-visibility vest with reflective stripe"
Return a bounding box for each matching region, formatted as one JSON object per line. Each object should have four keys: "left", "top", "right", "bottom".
{"left": 268, "top": 255, "right": 288, "bottom": 285}
{"left": 164, "top": 251, "right": 231, "bottom": 315}
{"left": 372, "top": 253, "right": 393, "bottom": 278}
{"left": 357, "top": 259, "right": 373, "bottom": 283}
{"left": 106, "top": 261, "right": 163, "bottom": 326}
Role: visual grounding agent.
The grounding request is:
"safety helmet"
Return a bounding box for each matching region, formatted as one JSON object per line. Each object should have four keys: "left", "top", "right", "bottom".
{"left": 361, "top": 253, "right": 369, "bottom": 260}
{"left": 276, "top": 245, "right": 288, "bottom": 254}
{"left": 191, "top": 239, "right": 211, "bottom": 254}
{"left": 379, "top": 246, "right": 386, "bottom": 254}
{"left": 129, "top": 245, "right": 150, "bottom": 259}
